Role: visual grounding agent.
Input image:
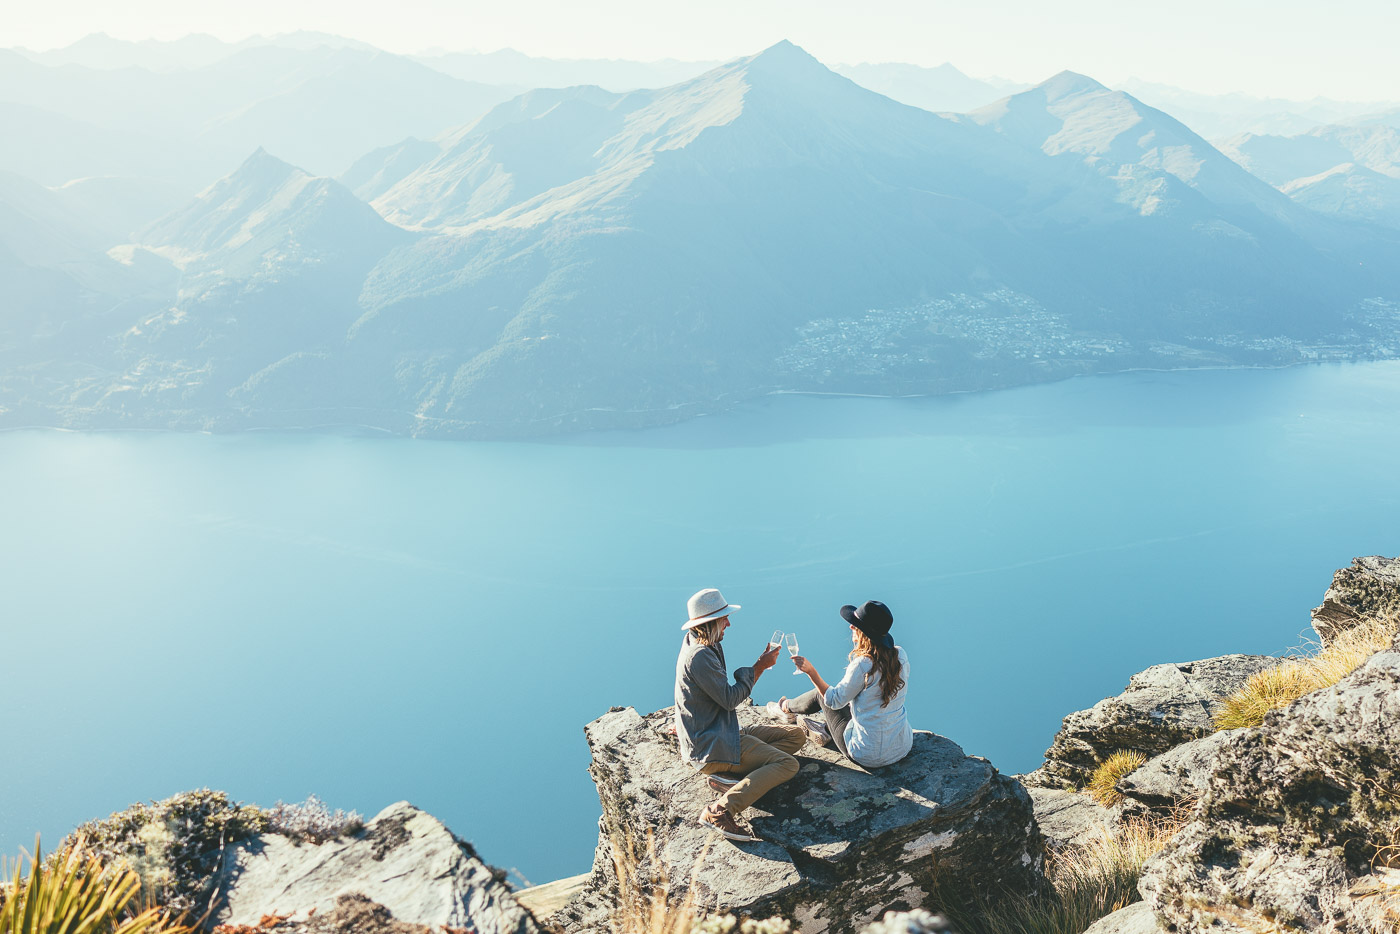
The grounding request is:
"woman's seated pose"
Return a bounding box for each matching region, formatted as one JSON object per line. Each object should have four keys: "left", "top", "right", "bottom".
{"left": 781, "top": 600, "right": 913, "bottom": 768}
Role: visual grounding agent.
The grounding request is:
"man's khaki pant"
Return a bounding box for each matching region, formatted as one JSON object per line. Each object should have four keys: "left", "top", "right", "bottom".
{"left": 701, "top": 723, "right": 806, "bottom": 814}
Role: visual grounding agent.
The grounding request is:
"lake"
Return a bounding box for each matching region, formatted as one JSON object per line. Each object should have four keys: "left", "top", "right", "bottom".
{"left": 3, "top": 361, "right": 1399, "bottom": 884}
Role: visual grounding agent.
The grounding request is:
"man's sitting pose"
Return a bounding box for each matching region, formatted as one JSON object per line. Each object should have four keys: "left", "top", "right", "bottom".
{"left": 674, "top": 587, "right": 806, "bottom": 841}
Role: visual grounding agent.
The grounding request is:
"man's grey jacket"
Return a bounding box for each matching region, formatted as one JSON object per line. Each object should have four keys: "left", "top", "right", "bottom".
{"left": 674, "top": 634, "right": 756, "bottom": 769}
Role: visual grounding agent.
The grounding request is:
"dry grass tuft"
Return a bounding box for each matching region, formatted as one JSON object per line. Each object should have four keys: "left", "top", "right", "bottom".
{"left": 608, "top": 831, "right": 789, "bottom": 934}
{"left": 1214, "top": 611, "right": 1398, "bottom": 731}
{"left": 943, "top": 817, "right": 1181, "bottom": 934}
{"left": 1086, "top": 751, "right": 1148, "bottom": 808}
{"left": 609, "top": 831, "right": 702, "bottom": 934}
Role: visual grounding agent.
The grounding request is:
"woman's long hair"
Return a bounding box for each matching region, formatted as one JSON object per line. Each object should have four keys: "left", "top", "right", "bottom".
{"left": 851, "top": 630, "right": 905, "bottom": 707}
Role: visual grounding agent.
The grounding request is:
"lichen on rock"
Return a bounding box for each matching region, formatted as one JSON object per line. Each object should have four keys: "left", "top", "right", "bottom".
{"left": 1311, "top": 554, "right": 1400, "bottom": 648}
{"left": 1031, "top": 654, "right": 1278, "bottom": 789}
{"left": 1139, "top": 632, "right": 1400, "bottom": 934}
{"left": 63, "top": 788, "right": 269, "bottom": 916}
{"left": 555, "top": 705, "right": 1046, "bottom": 934}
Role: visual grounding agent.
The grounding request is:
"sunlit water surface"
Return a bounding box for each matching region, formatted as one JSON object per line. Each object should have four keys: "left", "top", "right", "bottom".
{"left": 3, "top": 361, "right": 1399, "bottom": 882}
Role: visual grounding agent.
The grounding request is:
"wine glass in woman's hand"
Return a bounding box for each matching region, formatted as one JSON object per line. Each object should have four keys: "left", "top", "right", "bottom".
{"left": 784, "top": 633, "right": 802, "bottom": 674}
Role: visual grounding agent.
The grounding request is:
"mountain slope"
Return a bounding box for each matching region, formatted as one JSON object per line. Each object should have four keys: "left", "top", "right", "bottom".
{"left": 5, "top": 43, "right": 1395, "bottom": 437}
{"left": 832, "top": 61, "right": 1022, "bottom": 113}
{"left": 89, "top": 149, "right": 418, "bottom": 419}
{"left": 1217, "top": 122, "right": 1400, "bottom": 186}
{"left": 1283, "top": 163, "right": 1400, "bottom": 229}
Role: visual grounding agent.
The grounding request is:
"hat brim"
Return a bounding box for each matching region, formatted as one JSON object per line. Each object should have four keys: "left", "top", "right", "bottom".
{"left": 681, "top": 604, "right": 740, "bottom": 630}
{"left": 840, "top": 604, "right": 895, "bottom": 649}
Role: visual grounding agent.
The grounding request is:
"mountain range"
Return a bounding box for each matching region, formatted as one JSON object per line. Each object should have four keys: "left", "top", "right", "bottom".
{"left": 2, "top": 41, "right": 1397, "bottom": 437}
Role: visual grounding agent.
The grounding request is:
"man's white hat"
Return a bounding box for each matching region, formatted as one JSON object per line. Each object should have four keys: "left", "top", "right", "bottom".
{"left": 683, "top": 588, "right": 741, "bottom": 630}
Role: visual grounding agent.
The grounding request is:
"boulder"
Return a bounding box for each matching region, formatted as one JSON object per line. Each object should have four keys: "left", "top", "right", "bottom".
{"left": 1034, "top": 654, "right": 1278, "bottom": 788}
{"left": 1311, "top": 555, "right": 1400, "bottom": 647}
{"left": 1138, "top": 634, "right": 1400, "bottom": 934}
{"left": 1022, "top": 785, "right": 1116, "bottom": 849}
{"left": 555, "top": 705, "right": 1046, "bottom": 934}
{"left": 1080, "top": 902, "right": 1165, "bottom": 934}
{"left": 214, "top": 802, "right": 539, "bottom": 934}
{"left": 858, "top": 909, "right": 957, "bottom": 934}
{"left": 1115, "top": 730, "right": 1232, "bottom": 820}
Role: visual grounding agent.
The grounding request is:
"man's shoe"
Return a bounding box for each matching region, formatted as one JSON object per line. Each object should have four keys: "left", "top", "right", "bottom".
{"left": 797, "top": 715, "right": 831, "bottom": 747}
{"left": 765, "top": 699, "right": 797, "bottom": 723}
{"left": 699, "top": 806, "right": 760, "bottom": 842}
{"left": 706, "top": 773, "right": 742, "bottom": 794}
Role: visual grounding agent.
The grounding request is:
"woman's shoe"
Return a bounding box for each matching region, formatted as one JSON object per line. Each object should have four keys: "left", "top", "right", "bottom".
{"left": 765, "top": 699, "right": 797, "bottom": 723}
{"left": 796, "top": 715, "right": 831, "bottom": 747}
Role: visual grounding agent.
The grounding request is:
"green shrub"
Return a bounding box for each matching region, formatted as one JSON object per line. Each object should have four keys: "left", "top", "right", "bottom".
{"left": 64, "top": 790, "right": 267, "bottom": 915}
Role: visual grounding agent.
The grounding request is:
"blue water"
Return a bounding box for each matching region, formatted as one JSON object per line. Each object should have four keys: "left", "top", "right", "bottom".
{"left": 2, "top": 361, "right": 1399, "bottom": 883}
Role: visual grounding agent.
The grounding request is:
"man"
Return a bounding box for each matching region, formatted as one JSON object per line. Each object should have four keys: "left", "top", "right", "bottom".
{"left": 674, "top": 587, "right": 807, "bottom": 841}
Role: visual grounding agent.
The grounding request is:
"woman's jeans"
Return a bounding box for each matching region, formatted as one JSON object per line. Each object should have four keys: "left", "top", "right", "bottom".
{"left": 787, "top": 688, "right": 854, "bottom": 761}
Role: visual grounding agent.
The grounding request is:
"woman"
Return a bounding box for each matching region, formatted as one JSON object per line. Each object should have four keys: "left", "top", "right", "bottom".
{"left": 782, "top": 600, "right": 913, "bottom": 768}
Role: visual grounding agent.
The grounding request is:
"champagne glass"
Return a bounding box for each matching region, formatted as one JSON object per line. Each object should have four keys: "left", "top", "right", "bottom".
{"left": 770, "top": 630, "right": 784, "bottom": 652}
{"left": 785, "top": 633, "right": 801, "bottom": 674}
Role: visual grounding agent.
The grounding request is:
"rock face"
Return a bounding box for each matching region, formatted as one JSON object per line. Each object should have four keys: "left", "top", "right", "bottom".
{"left": 1139, "top": 634, "right": 1400, "bottom": 934}
{"left": 556, "top": 705, "right": 1046, "bottom": 934}
{"left": 1022, "top": 785, "right": 1115, "bottom": 849}
{"left": 1115, "top": 730, "right": 1233, "bottom": 820}
{"left": 1080, "top": 902, "right": 1164, "bottom": 934}
{"left": 214, "top": 802, "right": 539, "bottom": 934}
{"left": 1311, "top": 555, "right": 1400, "bottom": 647}
{"left": 1034, "top": 654, "right": 1278, "bottom": 788}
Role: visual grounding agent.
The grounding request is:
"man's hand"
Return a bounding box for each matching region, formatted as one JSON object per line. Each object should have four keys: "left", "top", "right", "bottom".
{"left": 753, "top": 643, "right": 782, "bottom": 675}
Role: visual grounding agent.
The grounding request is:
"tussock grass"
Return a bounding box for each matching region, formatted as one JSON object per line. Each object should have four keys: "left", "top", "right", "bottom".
{"left": 1, "top": 837, "right": 192, "bottom": 934}
{"left": 609, "top": 830, "right": 790, "bottom": 934}
{"left": 942, "top": 818, "right": 1181, "bottom": 934}
{"left": 940, "top": 823, "right": 1181, "bottom": 934}
{"left": 1086, "top": 751, "right": 1148, "bottom": 808}
{"left": 1214, "top": 612, "right": 1398, "bottom": 731}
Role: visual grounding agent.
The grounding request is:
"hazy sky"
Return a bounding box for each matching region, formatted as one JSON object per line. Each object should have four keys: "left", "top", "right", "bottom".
{"left": 11, "top": 0, "right": 1400, "bottom": 101}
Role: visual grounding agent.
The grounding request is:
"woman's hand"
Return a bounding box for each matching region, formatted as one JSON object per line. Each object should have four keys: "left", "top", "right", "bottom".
{"left": 791, "top": 654, "right": 816, "bottom": 676}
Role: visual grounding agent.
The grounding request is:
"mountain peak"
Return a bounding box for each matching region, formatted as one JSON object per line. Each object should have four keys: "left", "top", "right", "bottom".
{"left": 1037, "top": 71, "right": 1108, "bottom": 101}
{"left": 233, "top": 146, "right": 304, "bottom": 179}
{"left": 745, "top": 40, "right": 826, "bottom": 74}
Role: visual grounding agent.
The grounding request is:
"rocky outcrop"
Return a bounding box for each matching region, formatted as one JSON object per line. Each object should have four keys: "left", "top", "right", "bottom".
{"left": 858, "top": 910, "right": 957, "bottom": 934}
{"left": 1139, "top": 633, "right": 1400, "bottom": 934}
{"left": 1033, "top": 654, "right": 1278, "bottom": 788}
{"left": 1022, "top": 786, "right": 1115, "bottom": 849}
{"left": 556, "top": 705, "right": 1046, "bottom": 934}
{"left": 214, "top": 802, "right": 539, "bottom": 934}
{"left": 215, "top": 893, "right": 433, "bottom": 934}
{"left": 1115, "top": 731, "right": 1232, "bottom": 820}
{"left": 1311, "top": 555, "right": 1400, "bottom": 647}
{"left": 1080, "top": 902, "right": 1164, "bottom": 934}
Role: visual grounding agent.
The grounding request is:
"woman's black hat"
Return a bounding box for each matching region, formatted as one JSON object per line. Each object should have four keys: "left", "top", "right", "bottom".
{"left": 840, "top": 600, "right": 895, "bottom": 649}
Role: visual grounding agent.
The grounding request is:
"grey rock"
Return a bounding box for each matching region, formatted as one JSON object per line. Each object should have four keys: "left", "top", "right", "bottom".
{"left": 1080, "top": 902, "right": 1165, "bottom": 934}
{"left": 215, "top": 802, "right": 539, "bottom": 934}
{"left": 1116, "top": 730, "right": 1233, "bottom": 819}
{"left": 858, "top": 909, "right": 957, "bottom": 934}
{"left": 1036, "top": 654, "right": 1278, "bottom": 787}
{"left": 1023, "top": 785, "right": 1116, "bottom": 849}
{"left": 1139, "top": 634, "right": 1400, "bottom": 934}
{"left": 555, "top": 705, "right": 1046, "bottom": 934}
{"left": 1311, "top": 555, "right": 1400, "bottom": 647}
